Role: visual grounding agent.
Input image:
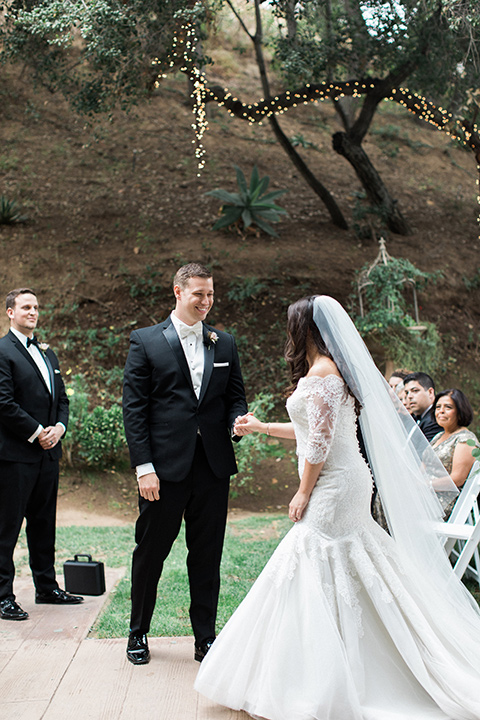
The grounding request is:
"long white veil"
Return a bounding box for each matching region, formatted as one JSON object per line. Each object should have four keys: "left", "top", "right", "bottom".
{"left": 313, "top": 296, "right": 480, "bottom": 659}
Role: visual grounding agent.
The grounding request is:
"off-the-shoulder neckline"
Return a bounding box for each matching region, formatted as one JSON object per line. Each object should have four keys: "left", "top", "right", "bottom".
{"left": 299, "top": 373, "right": 343, "bottom": 384}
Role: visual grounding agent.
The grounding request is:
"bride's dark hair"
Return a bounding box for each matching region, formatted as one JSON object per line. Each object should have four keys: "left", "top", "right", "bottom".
{"left": 285, "top": 296, "right": 332, "bottom": 392}
{"left": 285, "top": 296, "right": 361, "bottom": 413}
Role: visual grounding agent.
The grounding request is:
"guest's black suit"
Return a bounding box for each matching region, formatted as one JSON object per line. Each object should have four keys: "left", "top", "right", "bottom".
{"left": 123, "top": 318, "right": 247, "bottom": 642}
{"left": 0, "top": 330, "right": 69, "bottom": 601}
{"left": 416, "top": 407, "right": 442, "bottom": 443}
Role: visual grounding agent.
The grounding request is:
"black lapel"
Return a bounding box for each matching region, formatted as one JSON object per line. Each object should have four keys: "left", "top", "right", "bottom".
{"left": 199, "top": 325, "right": 214, "bottom": 405}
{"left": 8, "top": 331, "right": 51, "bottom": 395}
{"left": 43, "top": 351, "right": 56, "bottom": 401}
{"left": 163, "top": 321, "right": 195, "bottom": 392}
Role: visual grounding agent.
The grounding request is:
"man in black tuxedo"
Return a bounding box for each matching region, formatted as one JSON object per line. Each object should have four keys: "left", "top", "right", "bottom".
{"left": 123, "top": 263, "right": 247, "bottom": 665}
{"left": 0, "top": 288, "right": 83, "bottom": 622}
{"left": 403, "top": 371, "right": 442, "bottom": 442}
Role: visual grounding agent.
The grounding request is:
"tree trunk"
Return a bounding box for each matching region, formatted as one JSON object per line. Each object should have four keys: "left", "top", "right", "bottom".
{"left": 332, "top": 131, "right": 411, "bottom": 235}
{"left": 270, "top": 116, "right": 348, "bottom": 229}
{"left": 249, "top": 0, "right": 348, "bottom": 229}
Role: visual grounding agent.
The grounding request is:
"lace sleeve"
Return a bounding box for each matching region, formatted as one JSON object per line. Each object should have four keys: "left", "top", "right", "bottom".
{"left": 304, "top": 375, "right": 345, "bottom": 465}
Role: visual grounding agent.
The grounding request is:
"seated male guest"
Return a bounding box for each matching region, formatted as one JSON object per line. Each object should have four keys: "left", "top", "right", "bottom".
{"left": 403, "top": 371, "right": 442, "bottom": 442}
{"left": 0, "top": 288, "right": 83, "bottom": 622}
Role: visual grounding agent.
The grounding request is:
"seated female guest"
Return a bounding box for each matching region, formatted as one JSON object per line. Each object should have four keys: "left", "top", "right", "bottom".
{"left": 431, "top": 388, "right": 480, "bottom": 517}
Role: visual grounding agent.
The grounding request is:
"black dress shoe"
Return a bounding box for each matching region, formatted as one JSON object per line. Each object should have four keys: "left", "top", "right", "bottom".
{"left": 0, "top": 598, "right": 29, "bottom": 621}
{"left": 127, "top": 633, "right": 150, "bottom": 665}
{"left": 194, "top": 638, "right": 215, "bottom": 662}
{"left": 35, "top": 588, "right": 84, "bottom": 605}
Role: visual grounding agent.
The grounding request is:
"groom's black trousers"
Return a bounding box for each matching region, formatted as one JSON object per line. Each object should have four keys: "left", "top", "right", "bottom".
{"left": 129, "top": 436, "right": 230, "bottom": 644}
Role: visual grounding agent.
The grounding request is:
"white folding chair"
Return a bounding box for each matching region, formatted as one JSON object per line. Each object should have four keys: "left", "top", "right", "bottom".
{"left": 434, "top": 460, "right": 480, "bottom": 588}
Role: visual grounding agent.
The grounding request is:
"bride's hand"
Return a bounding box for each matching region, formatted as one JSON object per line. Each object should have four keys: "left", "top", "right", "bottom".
{"left": 289, "top": 491, "right": 310, "bottom": 523}
{"left": 233, "top": 413, "right": 263, "bottom": 436}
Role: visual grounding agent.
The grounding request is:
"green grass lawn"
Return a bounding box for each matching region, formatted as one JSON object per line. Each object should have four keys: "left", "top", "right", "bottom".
{"left": 17, "top": 514, "right": 291, "bottom": 637}
{"left": 16, "top": 514, "right": 480, "bottom": 637}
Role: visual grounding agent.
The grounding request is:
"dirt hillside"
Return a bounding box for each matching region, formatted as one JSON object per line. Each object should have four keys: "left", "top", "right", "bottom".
{"left": 1, "top": 59, "right": 480, "bottom": 517}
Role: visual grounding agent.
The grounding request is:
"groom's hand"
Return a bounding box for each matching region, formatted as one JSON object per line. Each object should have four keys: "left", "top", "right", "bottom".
{"left": 233, "top": 414, "right": 250, "bottom": 436}
{"left": 137, "top": 472, "right": 160, "bottom": 501}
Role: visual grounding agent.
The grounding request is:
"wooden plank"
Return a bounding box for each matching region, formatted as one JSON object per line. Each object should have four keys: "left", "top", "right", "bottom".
{"left": 0, "top": 699, "right": 49, "bottom": 720}
{"left": 42, "top": 637, "right": 249, "bottom": 720}
{"left": 43, "top": 639, "right": 131, "bottom": 720}
{"left": 0, "top": 637, "right": 78, "bottom": 702}
{"left": 9, "top": 568, "right": 125, "bottom": 642}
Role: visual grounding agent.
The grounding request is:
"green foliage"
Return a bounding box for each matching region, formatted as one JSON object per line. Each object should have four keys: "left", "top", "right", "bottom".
{"left": 466, "top": 439, "right": 480, "bottom": 462}
{"left": 227, "top": 276, "right": 268, "bottom": 302}
{"left": 2, "top": 0, "right": 202, "bottom": 116}
{"left": 463, "top": 267, "right": 480, "bottom": 290}
{"left": 289, "top": 133, "right": 317, "bottom": 149}
{"left": 0, "top": 196, "right": 27, "bottom": 224}
{"left": 63, "top": 374, "right": 127, "bottom": 469}
{"left": 352, "top": 191, "right": 389, "bottom": 240}
{"left": 232, "top": 392, "right": 288, "bottom": 497}
{"left": 354, "top": 255, "right": 444, "bottom": 373}
{"left": 355, "top": 257, "right": 437, "bottom": 334}
{"left": 125, "top": 264, "right": 165, "bottom": 299}
{"left": 206, "top": 165, "right": 288, "bottom": 238}
{"left": 379, "top": 322, "right": 444, "bottom": 377}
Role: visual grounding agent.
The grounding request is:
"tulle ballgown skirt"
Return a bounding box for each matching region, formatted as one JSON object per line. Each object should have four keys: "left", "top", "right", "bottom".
{"left": 194, "top": 516, "right": 480, "bottom": 720}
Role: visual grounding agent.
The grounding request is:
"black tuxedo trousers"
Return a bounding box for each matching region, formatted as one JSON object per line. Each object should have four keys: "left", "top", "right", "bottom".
{"left": 130, "top": 435, "right": 230, "bottom": 643}
{"left": 0, "top": 456, "right": 59, "bottom": 599}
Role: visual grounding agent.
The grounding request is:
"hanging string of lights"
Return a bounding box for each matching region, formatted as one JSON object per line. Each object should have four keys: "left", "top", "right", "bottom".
{"left": 155, "top": 20, "right": 480, "bottom": 224}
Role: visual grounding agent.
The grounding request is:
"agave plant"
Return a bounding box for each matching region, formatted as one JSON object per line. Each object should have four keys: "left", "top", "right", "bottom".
{"left": 0, "top": 196, "right": 28, "bottom": 225}
{"left": 206, "top": 165, "right": 288, "bottom": 238}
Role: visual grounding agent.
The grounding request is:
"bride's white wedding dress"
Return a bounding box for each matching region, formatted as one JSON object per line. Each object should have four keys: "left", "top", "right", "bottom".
{"left": 195, "top": 374, "right": 480, "bottom": 720}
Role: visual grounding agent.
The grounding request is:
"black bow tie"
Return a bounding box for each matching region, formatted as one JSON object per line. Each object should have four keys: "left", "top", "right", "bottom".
{"left": 27, "top": 336, "right": 40, "bottom": 348}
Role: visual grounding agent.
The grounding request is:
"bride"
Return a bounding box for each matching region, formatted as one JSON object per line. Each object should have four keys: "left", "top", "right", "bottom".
{"left": 194, "top": 296, "right": 480, "bottom": 720}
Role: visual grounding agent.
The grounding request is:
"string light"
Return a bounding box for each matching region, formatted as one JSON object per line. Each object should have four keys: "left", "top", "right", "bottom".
{"left": 156, "top": 21, "right": 480, "bottom": 225}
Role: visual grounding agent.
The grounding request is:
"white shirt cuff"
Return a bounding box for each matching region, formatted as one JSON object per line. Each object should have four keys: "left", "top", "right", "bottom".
{"left": 56, "top": 422, "right": 66, "bottom": 436}
{"left": 136, "top": 462, "right": 156, "bottom": 478}
{"left": 28, "top": 424, "right": 43, "bottom": 443}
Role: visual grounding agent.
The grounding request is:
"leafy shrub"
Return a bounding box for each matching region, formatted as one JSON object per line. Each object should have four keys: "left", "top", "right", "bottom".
{"left": 466, "top": 439, "right": 480, "bottom": 462}
{"left": 206, "top": 165, "right": 288, "bottom": 238}
{"left": 227, "top": 276, "right": 268, "bottom": 302}
{"left": 75, "top": 404, "right": 126, "bottom": 467}
{"left": 378, "top": 322, "right": 444, "bottom": 376}
{"left": 62, "top": 374, "right": 127, "bottom": 469}
{"left": 463, "top": 267, "right": 480, "bottom": 291}
{"left": 354, "top": 256, "right": 444, "bottom": 374}
{"left": 0, "top": 196, "right": 27, "bottom": 224}
{"left": 232, "top": 392, "right": 289, "bottom": 496}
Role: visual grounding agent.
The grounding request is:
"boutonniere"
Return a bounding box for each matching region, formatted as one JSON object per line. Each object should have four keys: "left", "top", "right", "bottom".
{"left": 39, "top": 342, "right": 49, "bottom": 351}
{"left": 205, "top": 331, "right": 219, "bottom": 349}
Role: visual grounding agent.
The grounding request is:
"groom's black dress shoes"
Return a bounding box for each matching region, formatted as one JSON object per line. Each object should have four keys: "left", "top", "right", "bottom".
{"left": 127, "top": 633, "right": 150, "bottom": 665}
{"left": 194, "top": 638, "right": 215, "bottom": 662}
{"left": 0, "top": 598, "right": 29, "bottom": 621}
{"left": 35, "top": 588, "right": 84, "bottom": 604}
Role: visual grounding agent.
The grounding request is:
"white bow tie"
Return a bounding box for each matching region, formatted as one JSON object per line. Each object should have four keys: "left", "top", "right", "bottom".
{"left": 178, "top": 322, "right": 203, "bottom": 340}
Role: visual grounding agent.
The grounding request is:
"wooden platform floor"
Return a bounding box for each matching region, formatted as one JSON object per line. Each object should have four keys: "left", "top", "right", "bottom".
{"left": 0, "top": 570, "right": 249, "bottom": 720}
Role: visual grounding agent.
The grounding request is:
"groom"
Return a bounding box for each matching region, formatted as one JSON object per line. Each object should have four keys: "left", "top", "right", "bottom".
{"left": 122, "top": 263, "right": 247, "bottom": 665}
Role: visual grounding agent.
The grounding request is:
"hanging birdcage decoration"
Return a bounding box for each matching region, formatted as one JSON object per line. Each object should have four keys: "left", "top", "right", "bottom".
{"left": 357, "top": 238, "right": 426, "bottom": 332}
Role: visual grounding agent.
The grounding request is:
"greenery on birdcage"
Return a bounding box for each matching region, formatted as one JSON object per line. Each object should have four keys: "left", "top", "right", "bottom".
{"left": 353, "top": 257, "right": 444, "bottom": 374}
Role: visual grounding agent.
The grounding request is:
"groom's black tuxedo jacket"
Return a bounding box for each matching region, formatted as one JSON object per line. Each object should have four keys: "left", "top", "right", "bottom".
{"left": 122, "top": 318, "right": 247, "bottom": 482}
{"left": 0, "top": 330, "right": 69, "bottom": 463}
